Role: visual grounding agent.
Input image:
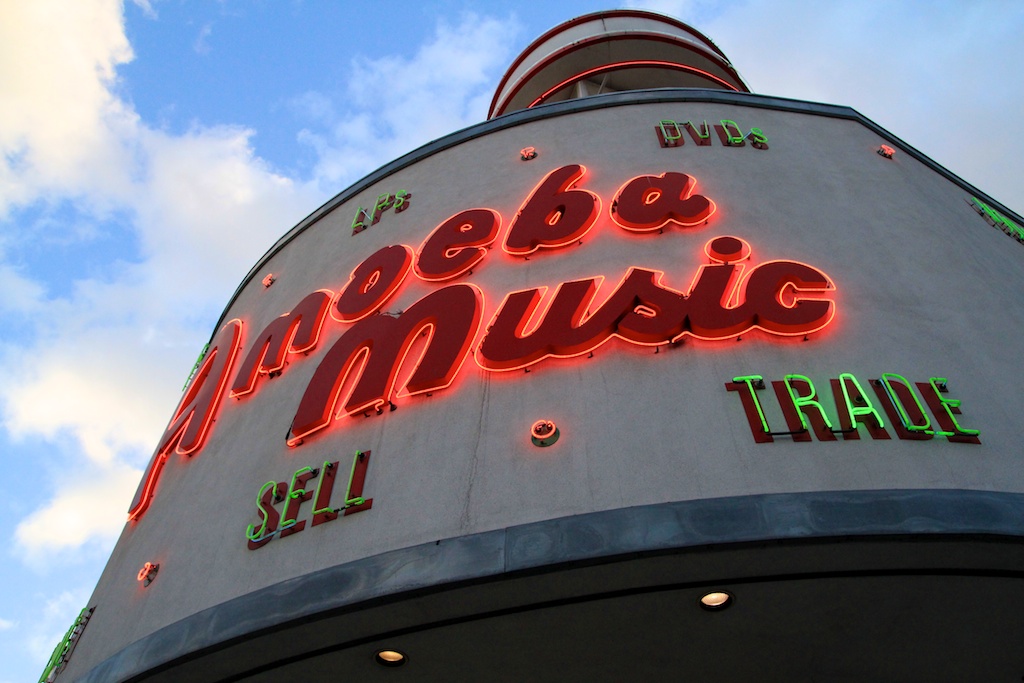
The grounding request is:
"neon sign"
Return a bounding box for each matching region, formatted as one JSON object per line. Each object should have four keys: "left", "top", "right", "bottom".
{"left": 246, "top": 451, "right": 373, "bottom": 550}
{"left": 726, "top": 373, "right": 980, "bottom": 443}
{"left": 525, "top": 61, "right": 742, "bottom": 111}
{"left": 129, "top": 319, "right": 242, "bottom": 520}
{"left": 38, "top": 607, "right": 94, "bottom": 683}
{"left": 181, "top": 342, "right": 209, "bottom": 391}
{"left": 531, "top": 419, "right": 559, "bottom": 447}
{"left": 334, "top": 245, "right": 414, "bottom": 322}
{"left": 611, "top": 172, "right": 715, "bottom": 232}
{"left": 130, "top": 164, "right": 838, "bottom": 521}
{"left": 656, "top": 119, "right": 768, "bottom": 149}
{"left": 475, "top": 244, "right": 833, "bottom": 372}
{"left": 137, "top": 562, "right": 159, "bottom": 586}
{"left": 415, "top": 209, "right": 501, "bottom": 282}
{"left": 230, "top": 290, "right": 333, "bottom": 398}
{"left": 351, "top": 190, "right": 412, "bottom": 236}
{"left": 290, "top": 285, "right": 483, "bottom": 444}
{"left": 970, "top": 196, "right": 1024, "bottom": 243}
{"left": 503, "top": 164, "right": 601, "bottom": 256}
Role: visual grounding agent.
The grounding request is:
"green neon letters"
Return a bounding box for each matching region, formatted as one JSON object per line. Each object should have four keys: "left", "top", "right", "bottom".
{"left": 783, "top": 374, "right": 833, "bottom": 431}
{"left": 654, "top": 118, "right": 766, "bottom": 149}
{"left": 352, "top": 189, "right": 412, "bottom": 235}
{"left": 726, "top": 371, "right": 980, "bottom": 444}
{"left": 879, "top": 373, "right": 931, "bottom": 433}
{"left": 280, "top": 466, "right": 317, "bottom": 530}
{"left": 731, "top": 375, "right": 770, "bottom": 434}
{"left": 837, "top": 372, "right": 885, "bottom": 429}
{"left": 720, "top": 119, "right": 745, "bottom": 145}
{"left": 351, "top": 207, "right": 369, "bottom": 233}
{"left": 182, "top": 343, "right": 210, "bottom": 391}
{"left": 245, "top": 451, "right": 373, "bottom": 550}
{"left": 310, "top": 460, "right": 337, "bottom": 519}
{"left": 38, "top": 607, "right": 93, "bottom": 683}
{"left": 684, "top": 119, "right": 711, "bottom": 143}
{"left": 343, "top": 451, "right": 367, "bottom": 509}
{"left": 393, "top": 189, "right": 411, "bottom": 212}
{"left": 970, "top": 196, "right": 1024, "bottom": 242}
{"left": 658, "top": 120, "right": 682, "bottom": 144}
{"left": 246, "top": 481, "right": 280, "bottom": 542}
{"left": 929, "top": 377, "right": 980, "bottom": 437}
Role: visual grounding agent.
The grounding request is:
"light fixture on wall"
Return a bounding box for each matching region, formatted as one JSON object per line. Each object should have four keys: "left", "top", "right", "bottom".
{"left": 374, "top": 649, "right": 407, "bottom": 667}
{"left": 531, "top": 419, "right": 560, "bottom": 447}
{"left": 699, "top": 591, "right": 733, "bottom": 610}
{"left": 137, "top": 562, "right": 159, "bottom": 587}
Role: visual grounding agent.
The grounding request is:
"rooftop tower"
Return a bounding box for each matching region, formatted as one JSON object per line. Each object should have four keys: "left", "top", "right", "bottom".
{"left": 488, "top": 10, "right": 749, "bottom": 117}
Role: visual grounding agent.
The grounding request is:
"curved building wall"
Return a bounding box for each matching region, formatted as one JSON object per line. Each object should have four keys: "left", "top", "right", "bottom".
{"left": 62, "top": 89, "right": 1024, "bottom": 681}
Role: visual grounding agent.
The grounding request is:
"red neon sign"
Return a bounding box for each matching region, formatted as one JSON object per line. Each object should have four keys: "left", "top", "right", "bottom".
{"left": 129, "top": 164, "right": 840, "bottom": 521}
{"left": 526, "top": 60, "right": 741, "bottom": 110}
{"left": 333, "top": 244, "right": 413, "bottom": 322}
{"left": 289, "top": 284, "right": 484, "bottom": 444}
{"left": 611, "top": 172, "right": 715, "bottom": 233}
{"left": 230, "top": 290, "right": 333, "bottom": 399}
{"left": 503, "top": 164, "right": 601, "bottom": 256}
{"left": 415, "top": 209, "right": 501, "bottom": 282}
{"left": 137, "top": 562, "right": 159, "bottom": 586}
{"left": 128, "top": 319, "right": 242, "bottom": 521}
{"left": 476, "top": 239, "right": 833, "bottom": 371}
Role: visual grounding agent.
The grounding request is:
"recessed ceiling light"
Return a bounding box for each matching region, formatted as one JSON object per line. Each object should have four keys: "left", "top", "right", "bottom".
{"left": 375, "top": 649, "right": 408, "bottom": 667}
{"left": 699, "top": 591, "right": 733, "bottom": 610}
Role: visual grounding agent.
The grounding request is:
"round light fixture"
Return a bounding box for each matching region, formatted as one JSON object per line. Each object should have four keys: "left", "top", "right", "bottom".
{"left": 530, "top": 419, "right": 560, "bottom": 447}
{"left": 374, "top": 649, "right": 408, "bottom": 667}
{"left": 137, "top": 562, "right": 159, "bottom": 587}
{"left": 699, "top": 591, "right": 733, "bottom": 610}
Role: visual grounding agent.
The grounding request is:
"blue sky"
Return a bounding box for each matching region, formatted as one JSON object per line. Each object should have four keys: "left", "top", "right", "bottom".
{"left": 1, "top": 1, "right": 1021, "bottom": 680}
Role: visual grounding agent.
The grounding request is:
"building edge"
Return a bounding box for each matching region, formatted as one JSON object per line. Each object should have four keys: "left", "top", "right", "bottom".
{"left": 78, "top": 488, "right": 1024, "bottom": 682}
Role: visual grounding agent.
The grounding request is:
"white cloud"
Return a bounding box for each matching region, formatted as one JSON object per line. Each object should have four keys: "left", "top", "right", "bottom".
{"left": 2, "top": 323, "right": 186, "bottom": 466}
{"left": 0, "top": 0, "right": 137, "bottom": 218}
{"left": 0, "top": 617, "right": 14, "bottom": 630}
{"left": 618, "top": 1, "right": 1024, "bottom": 216}
{"left": 0, "top": 2, "right": 521, "bottom": 561}
{"left": 129, "top": 0, "right": 157, "bottom": 20}
{"left": 24, "top": 589, "right": 93, "bottom": 667}
{"left": 300, "top": 13, "right": 522, "bottom": 191}
{"left": 134, "top": 124, "right": 315, "bottom": 302}
{"left": 14, "top": 463, "right": 140, "bottom": 561}
{"left": 287, "top": 91, "right": 336, "bottom": 125}
{"left": 0, "top": 261, "right": 45, "bottom": 313}
{"left": 193, "top": 22, "right": 213, "bottom": 55}
{"left": 0, "top": 122, "right": 318, "bottom": 480}
{"left": 700, "top": 1, "right": 1024, "bottom": 215}
{"left": 0, "top": 0, "right": 318, "bottom": 557}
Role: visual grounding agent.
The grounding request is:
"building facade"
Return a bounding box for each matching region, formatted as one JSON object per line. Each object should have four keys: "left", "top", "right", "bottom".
{"left": 53, "top": 10, "right": 1024, "bottom": 682}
